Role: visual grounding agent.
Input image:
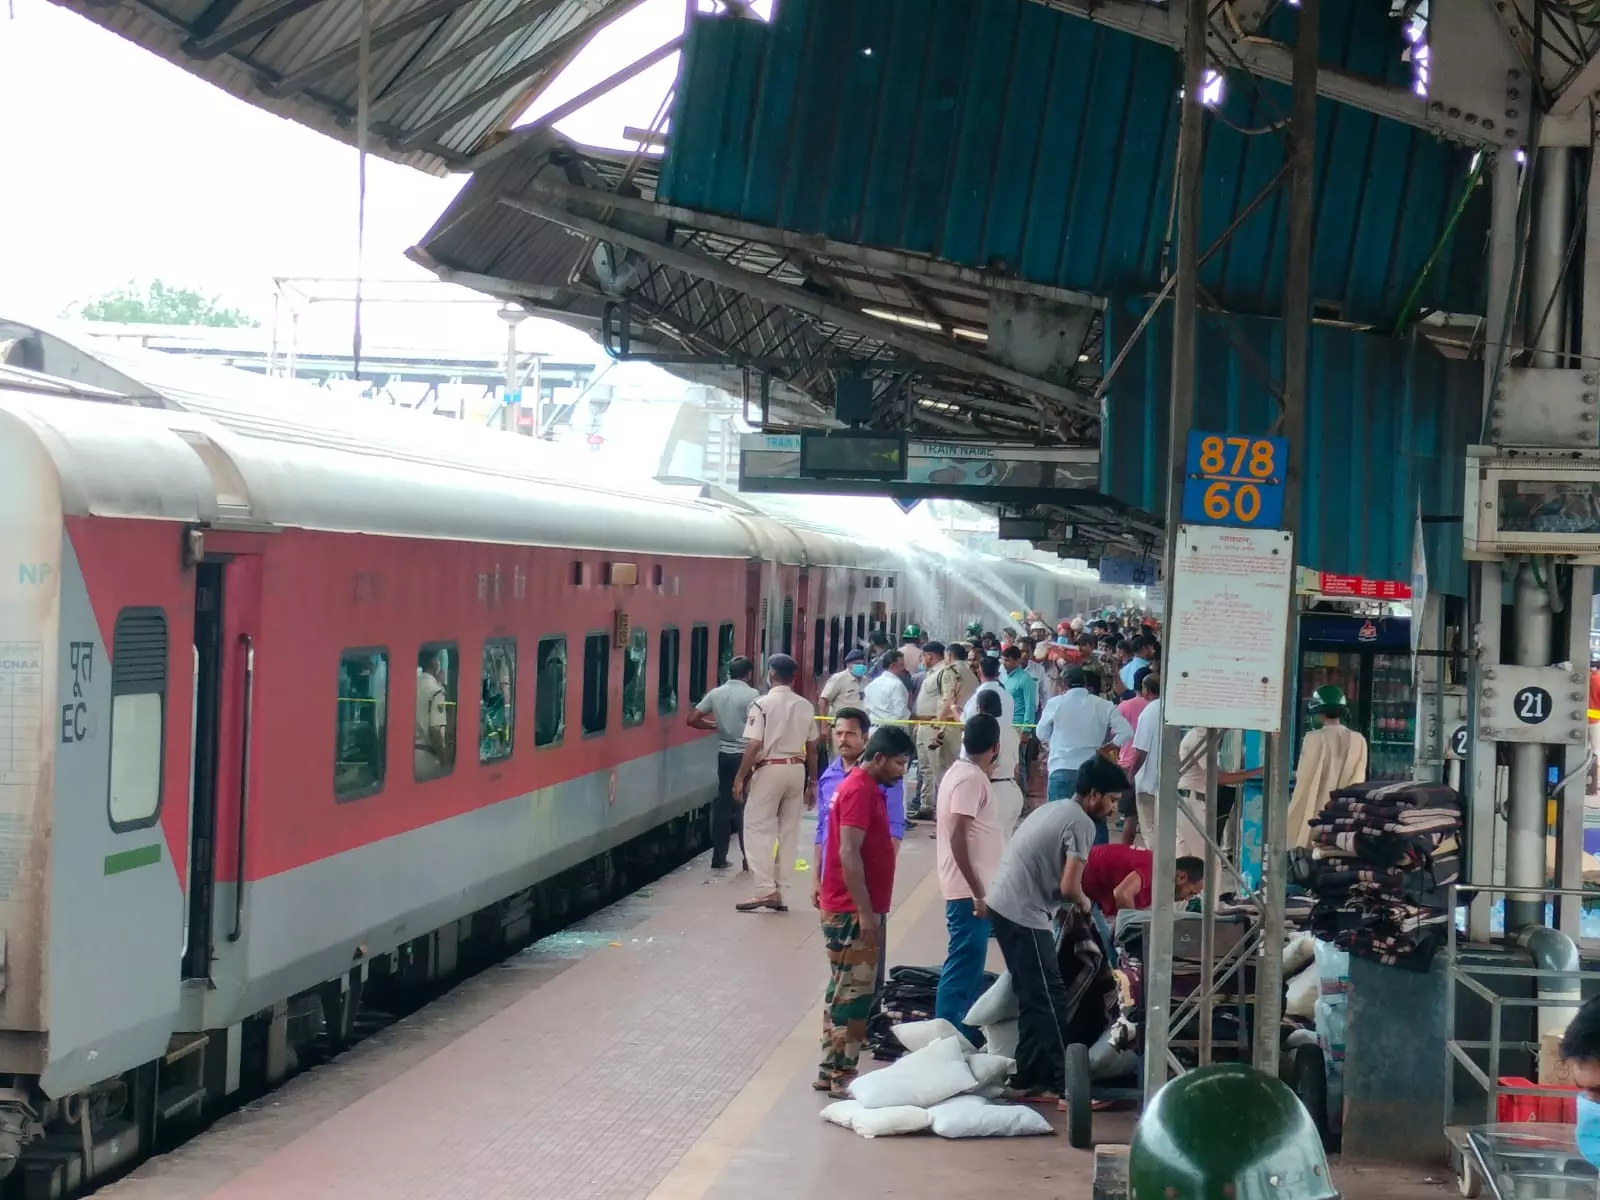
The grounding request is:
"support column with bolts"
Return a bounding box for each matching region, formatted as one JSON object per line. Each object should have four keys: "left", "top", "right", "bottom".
{"left": 1507, "top": 563, "right": 1554, "bottom": 931}
{"left": 1502, "top": 146, "right": 1571, "bottom": 935}
{"left": 1250, "top": 0, "right": 1317, "bottom": 1078}
{"left": 1466, "top": 149, "right": 1520, "bottom": 944}
{"left": 1141, "top": 0, "right": 1207, "bottom": 1104}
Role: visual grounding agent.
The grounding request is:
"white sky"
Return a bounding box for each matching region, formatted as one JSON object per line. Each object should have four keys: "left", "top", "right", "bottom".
{"left": 0, "top": 0, "right": 764, "bottom": 357}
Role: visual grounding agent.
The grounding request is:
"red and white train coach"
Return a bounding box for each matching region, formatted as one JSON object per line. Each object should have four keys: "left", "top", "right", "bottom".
{"left": 0, "top": 329, "right": 1128, "bottom": 1186}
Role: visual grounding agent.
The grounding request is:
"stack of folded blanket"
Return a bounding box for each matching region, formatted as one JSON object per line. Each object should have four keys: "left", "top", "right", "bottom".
{"left": 1303, "top": 780, "right": 1461, "bottom": 971}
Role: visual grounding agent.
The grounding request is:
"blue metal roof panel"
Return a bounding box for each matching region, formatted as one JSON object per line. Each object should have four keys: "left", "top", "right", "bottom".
{"left": 658, "top": 0, "right": 1488, "bottom": 326}
{"left": 1099, "top": 300, "right": 1474, "bottom": 594}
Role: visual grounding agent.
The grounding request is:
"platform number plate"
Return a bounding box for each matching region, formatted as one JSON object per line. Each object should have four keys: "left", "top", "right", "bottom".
{"left": 1181, "top": 432, "right": 1288, "bottom": 529}
{"left": 1449, "top": 725, "right": 1470, "bottom": 758}
{"left": 1513, "top": 685, "right": 1553, "bottom": 725}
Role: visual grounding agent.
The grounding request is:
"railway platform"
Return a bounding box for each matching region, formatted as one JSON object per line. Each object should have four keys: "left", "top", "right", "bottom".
{"left": 99, "top": 822, "right": 1454, "bottom": 1200}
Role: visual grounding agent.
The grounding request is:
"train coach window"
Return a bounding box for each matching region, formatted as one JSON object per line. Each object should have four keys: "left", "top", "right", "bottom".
{"left": 688, "top": 625, "right": 709, "bottom": 704}
{"left": 534, "top": 637, "right": 566, "bottom": 748}
{"left": 622, "top": 628, "right": 648, "bottom": 728}
{"left": 335, "top": 647, "right": 388, "bottom": 801}
{"left": 582, "top": 633, "right": 610, "bottom": 736}
{"left": 812, "top": 618, "right": 825, "bottom": 679}
{"left": 480, "top": 639, "right": 516, "bottom": 764}
{"left": 415, "top": 643, "right": 458, "bottom": 783}
{"left": 717, "top": 622, "right": 735, "bottom": 684}
{"left": 658, "top": 627, "right": 680, "bottom": 716}
{"left": 109, "top": 607, "right": 168, "bottom": 830}
{"left": 828, "top": 617, "right": 840, "bottom": 673}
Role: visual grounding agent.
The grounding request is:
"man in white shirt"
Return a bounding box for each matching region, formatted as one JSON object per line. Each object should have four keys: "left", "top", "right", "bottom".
{"left": 863, "top": 649, "right": 913, "bottom": 727}
{"left": 1034, "top": 668, "right": 1132, "bottom": 815}
{"left": 1126, "top": 684, "right": 1203, "bottom": 857}
{"left": 961, "top": 652, "right": 1015, "bottom": 725}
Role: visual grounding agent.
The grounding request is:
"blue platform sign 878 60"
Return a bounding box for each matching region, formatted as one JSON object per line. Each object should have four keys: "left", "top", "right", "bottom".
{"left": 1180, "top": 432, "right": 1288, "bottom": 528}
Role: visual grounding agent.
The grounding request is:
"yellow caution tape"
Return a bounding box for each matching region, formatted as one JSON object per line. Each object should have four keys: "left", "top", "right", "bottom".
{"left": 812, "top": 714, "right": 1039, "bottom": 731}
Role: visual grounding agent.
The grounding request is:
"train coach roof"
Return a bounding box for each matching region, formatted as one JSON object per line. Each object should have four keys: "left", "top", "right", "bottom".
{"left": 0, "top": 391, "right": 758, "bottom": 559}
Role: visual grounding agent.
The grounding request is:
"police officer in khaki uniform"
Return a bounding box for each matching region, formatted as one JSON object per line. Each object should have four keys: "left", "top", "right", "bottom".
{"left": 911, "top": 641, "right": 950, "bottom": 819}
{"left": 415, "top": 648, "right": 451, "bottom": 780}
{"left": 732, "top": 654, "right": 817, "bottom": 911}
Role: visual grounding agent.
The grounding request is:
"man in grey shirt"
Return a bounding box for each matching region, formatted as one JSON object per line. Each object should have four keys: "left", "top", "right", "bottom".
{"left": 985, "top": 755, "right": 1129, "bottom": 1104}
{"left": 687, "top": 655, "right": 761, "bottom": 870}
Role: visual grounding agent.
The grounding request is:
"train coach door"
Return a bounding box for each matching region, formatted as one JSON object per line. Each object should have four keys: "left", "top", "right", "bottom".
{"left": 183, "top": 553, "right": 262, "bottom": 981}
{"left": 743, "top": 563, "right": 761, "bottom": 663}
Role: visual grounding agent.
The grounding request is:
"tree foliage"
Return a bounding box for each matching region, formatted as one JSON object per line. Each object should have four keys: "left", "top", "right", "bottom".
{"left": 67, "top": 281, "right": 260, "bottom": 328}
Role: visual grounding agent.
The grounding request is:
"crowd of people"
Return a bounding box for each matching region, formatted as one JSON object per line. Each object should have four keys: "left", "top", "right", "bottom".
{"left": 688, "top": 609, "right": 1243, "bottom": 1107}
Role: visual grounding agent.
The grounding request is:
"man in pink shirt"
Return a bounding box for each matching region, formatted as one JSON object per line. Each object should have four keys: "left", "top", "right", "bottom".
{"left": 934, "top": 713, "right": 1006, "bottom": 1045}
{"left": 1117, "top": 670, "right": 1157, "bottom": 773}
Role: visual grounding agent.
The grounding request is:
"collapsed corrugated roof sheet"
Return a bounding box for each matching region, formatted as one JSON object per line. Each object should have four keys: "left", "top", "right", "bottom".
{"left": 50, "top": 0, "right": 641, "bottom": 173}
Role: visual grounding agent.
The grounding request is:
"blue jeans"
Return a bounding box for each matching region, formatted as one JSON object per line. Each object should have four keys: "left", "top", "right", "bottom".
{"left": 935, "top": 899, "right": 991, "bottom": 1046}
{"left": 1047, "top": 768, "right": 1078, "bottom": 801}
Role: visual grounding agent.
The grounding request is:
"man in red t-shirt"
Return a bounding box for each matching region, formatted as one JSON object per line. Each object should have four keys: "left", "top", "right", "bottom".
{"left": 815, "top": 724, "right": 915, "bottom": 1097}
{"left": 1081, "top": 844, "right": 1205, "bottom": 918}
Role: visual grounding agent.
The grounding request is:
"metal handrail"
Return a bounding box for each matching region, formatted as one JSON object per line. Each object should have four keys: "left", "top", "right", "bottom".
{"left": 228, "top": 635, "right": 255, "bottom": 943}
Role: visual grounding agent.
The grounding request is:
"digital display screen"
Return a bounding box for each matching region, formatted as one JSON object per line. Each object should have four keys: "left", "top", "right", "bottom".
{"left": 999, "top": 518, "right": 1057, "bottom": 541}
{"left": 798, "top": 431, "right": 908, "bottom": 480}
{"left": 1497, "top": 479, "right": 1600, "bottom": 535}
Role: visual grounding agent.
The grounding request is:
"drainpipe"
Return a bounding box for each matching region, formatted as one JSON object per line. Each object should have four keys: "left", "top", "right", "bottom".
{"left": 1518, "top": 924, "right": 1581, "bottom": 1039}
{"left": 1530, "top": 147, "right": 1572, "bottom": 369}
{"left": 1507, "top": 562, "right": 1553, "bottom": 932}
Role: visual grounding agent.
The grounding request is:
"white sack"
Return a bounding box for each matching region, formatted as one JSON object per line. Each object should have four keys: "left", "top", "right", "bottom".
{"left": 1283, "top": 932, "right": 1317, "bottom": 977}
{"left": 1285, "top": 964, "right": 1318, "bottom": 1020}
{"left": 853, "top": 1105, "right": 934, "bottom": 1138}
{"left": 927, "top": 1094, "right": 1054, "bottom": 1138}
{"left": 819, "top": 1099, "right": 933, "bottom": 1138}
{"left": 849, "top": 1035, "right": 976, "bottom": 1109}
{"left": 820, "top": 1099, "right": 861, "bottom": 1130}
{"left": 965, "top": 1053, "right": 1016, "bottom": 1088}
{"left": 982, "top": 1020, "right": 1020, "bottom": 1060}
{"left": 893, "top": 1018, "right": 976, "bottom": 1055}
{"left": 965, "top": 972, "right": 1020, "bottom": 1026}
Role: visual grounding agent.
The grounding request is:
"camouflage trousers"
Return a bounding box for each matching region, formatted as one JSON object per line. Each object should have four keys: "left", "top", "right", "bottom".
{"left": 818, "top": 910, "right": 880, "bottom": 1091}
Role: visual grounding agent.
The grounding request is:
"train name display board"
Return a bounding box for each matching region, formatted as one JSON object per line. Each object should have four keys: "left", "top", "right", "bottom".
{"left": 1164, "top": 525, "right": 1296, "bottom": 732}
{"left": 739, "top": 433, "right": 1100, "bottom": 503}
{"left": 1180, "top": 432, "right": 1288, "bottom": 529}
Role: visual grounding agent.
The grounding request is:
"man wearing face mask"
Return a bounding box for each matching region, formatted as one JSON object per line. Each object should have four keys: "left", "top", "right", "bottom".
{"left": 1562, "top": 996, "right": 1600, "bottom": 1168}
{"left": 818, "top": 649, "right": 868, "bottom": 719}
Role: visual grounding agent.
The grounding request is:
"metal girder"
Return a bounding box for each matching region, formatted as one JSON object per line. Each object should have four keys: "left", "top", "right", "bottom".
{"left": 1035, "top": 0, "right": 1513, "bottom": 148}
{"left": 508, "top": 176, "right": 1104, "bottom": 309}
{"left": 497, "top": 192, "right": 1098, "bottom": 416}
{"left": 181, "top": 0, "right": 335, "bottom": 58}
{"left": 1424, "top": 0, "right": 1527, "bottom": 148}
{"left": 467, "top": 35, "right": 682, "bottom": 170}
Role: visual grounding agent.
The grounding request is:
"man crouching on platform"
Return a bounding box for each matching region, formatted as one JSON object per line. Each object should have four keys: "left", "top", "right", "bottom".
{"left": 813, "top": 724, "right": 915, "bottom": 1099}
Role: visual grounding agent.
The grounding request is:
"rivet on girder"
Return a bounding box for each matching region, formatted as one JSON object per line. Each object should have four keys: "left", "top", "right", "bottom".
{"left": 1451, "top": 107, "right": 1463, "bottom": 118}
{"left": 1485, "top": 119, "right": 1497, "bottom": 130}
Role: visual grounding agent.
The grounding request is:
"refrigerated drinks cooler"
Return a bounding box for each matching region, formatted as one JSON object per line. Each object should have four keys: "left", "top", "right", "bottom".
{"left": 1295, "top": 611, "right": 1414, "bottom": 781}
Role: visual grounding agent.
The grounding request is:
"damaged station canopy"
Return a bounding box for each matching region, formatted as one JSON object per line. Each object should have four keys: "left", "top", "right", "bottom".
{"left": 405, "top": 128, "right": 1149, "bottom": 562}
{"left": 47, "top": 0, "right": 1492, "bottom": 585}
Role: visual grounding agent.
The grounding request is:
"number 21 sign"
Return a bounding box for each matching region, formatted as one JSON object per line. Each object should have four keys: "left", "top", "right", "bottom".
{"left": 1181, "top": 432, "right": 1289, "bottom": 529}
